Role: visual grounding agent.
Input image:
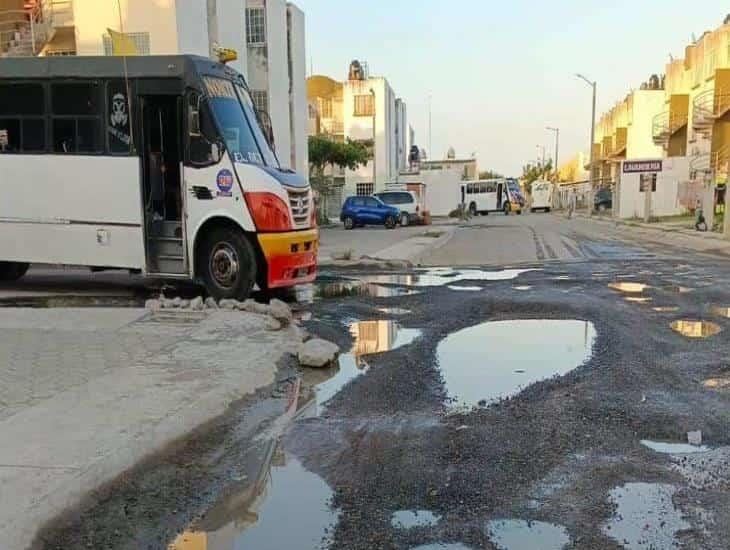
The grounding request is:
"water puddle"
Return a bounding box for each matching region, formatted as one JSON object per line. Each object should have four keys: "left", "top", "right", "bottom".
{"left": 410, "top": 545, "right": 473, "bottom": 550}
{"left": 608, "top": 282, "right": 649, "bottom": 294}
{"left": 552, "top": 275, "right": 573, "bottom": 281}
{"left": 602, "top": 483, "right": 689, "bottom": 550}
{"left": 437, "top": 320, "right": 595, "bottom": 408}
{"left": 303, "top": 281, "right": 420, "bottom": 301}
{"left": 653, "top": 306, "right": 680, "bottom": 313}
{"left": 359, "top": 268, "right": 534, "bottom": 288}
{"left": 447, "top": 286, "right": 482, "bottom": 292}
{"left": 168, "top": 452, "right": 336, "bottom": 550}
{"left": 711, "top": 306, "right": 730, "bottom": 318}
{"left": 376, "top": 307, "right": 411, "bottom": 315}
{"left": 625, "top": 297, "right": 652, "bottom": 304}
{"left": 486, "top": 519, "right": 570, "bottom": 550}
{"left": 301, "top": 320, "right": 422, "bottom": 415}
{"left": 513, "top": 285, "right": 532, "bottom": 291}
{"left": 670, "top": 320, "right": 721, "bottom": 338}
{"left": 641, "top": 440, "right": 710, "bottom": 454}
{"left": 703, "top": 377, "right": 730, "bottom": 390}
{"left": 391, "top": 510, "right": 441, "bottom": 529}
{"left": 662, "top": 284, "right": 693, "bottom": 294}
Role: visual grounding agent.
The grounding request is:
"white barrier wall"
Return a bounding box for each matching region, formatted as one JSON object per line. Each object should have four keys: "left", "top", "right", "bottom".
{"left": 617, "top": 157, "right": 689, "bottom": 219}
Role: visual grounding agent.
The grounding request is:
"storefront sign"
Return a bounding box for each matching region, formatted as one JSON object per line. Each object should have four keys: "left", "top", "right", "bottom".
{"left": 623, "top": 160, "right": 662, "bottom": 174}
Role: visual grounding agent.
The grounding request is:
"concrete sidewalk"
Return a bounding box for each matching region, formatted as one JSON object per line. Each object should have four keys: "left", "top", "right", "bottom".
{"left": 0, "top": 308, "right": 304, "bottom": 550}
{"left": 574, "top": 212, "right": 730, "bottom": 256}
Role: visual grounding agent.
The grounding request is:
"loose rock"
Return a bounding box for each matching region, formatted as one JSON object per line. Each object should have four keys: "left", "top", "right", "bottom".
{"left": 204, "top": 297, "right": 219, "bottom": 309}
{"left": 219, "top": 299, "right": 237, "bottom": 311}
{"left": 298, "top": 338, "right": 340, "bottom": 368}
{"left": 145, "top": 299, "right": 162, "bottom": 312}
{"left": 269, "top": 299, "right": 293, "bottom": 324}
{"left": 190, "top": 296, "right": 205, "bottom": 311}
{"left": 265, "top": 316, "right": 282, "bottom": 331}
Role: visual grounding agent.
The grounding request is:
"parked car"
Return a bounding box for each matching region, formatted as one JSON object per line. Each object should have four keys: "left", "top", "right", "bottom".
{"left": 594, "top": 188, "right": 613, "bottom": 212}
{"left": 340, "top": 196, "right": 400, "bottom": 230}
{"left": 374, "top": 190, "right": 423, "bottom": 226}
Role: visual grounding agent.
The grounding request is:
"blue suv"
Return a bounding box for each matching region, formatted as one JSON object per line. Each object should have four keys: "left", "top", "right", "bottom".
{"left": 340, "top": 196, "right": 400, "bottom": 230}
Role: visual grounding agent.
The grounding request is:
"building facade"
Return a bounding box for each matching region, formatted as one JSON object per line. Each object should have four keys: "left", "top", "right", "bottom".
{"left": 307, "top": 61, "right": 410, "bottom": 200}
{"left": 0, "top": 0, "right": 307, "bottom": 177}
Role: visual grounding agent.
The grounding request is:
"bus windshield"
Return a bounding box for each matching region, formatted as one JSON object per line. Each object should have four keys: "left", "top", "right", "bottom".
{"left": 235, "top": 84, "right": 279, "bottom": 168}
{"left": 202, "top": 76, "right": 278, "bottom": 168}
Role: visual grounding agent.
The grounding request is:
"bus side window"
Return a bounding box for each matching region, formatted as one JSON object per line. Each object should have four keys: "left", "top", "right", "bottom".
{"left": 51, "top": 81, "right": 102, "bottom": 154}
{"left": 0, "top": 82, "right": 46, "bottom": 154}
{"left": 188, "top": 94, "right": 222, "bottom": 167}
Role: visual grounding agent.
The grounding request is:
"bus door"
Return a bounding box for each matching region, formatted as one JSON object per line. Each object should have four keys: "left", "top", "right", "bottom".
{"left": 139, "top": 87, "right": 187, "bottom": 275}
{"left": 496, "top": 182, "right": 504, "bottom": 210}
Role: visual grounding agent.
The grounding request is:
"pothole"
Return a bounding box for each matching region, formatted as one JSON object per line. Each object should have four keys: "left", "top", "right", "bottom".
{"left": 169, "top": 450, "right": 336, "bottom": 550}
{"left": 358, "top": 268, "right": 535, "bottom": 288}
{"left": 307, "top": 281, "right": 420, "bottom": 300}
{"left": 670, "top": 320, "right": 721, "bottom": 338}
{"left": 302, "top": 320, "right": 422, "bottom": 415}
{"left": 437, "top": 320, "right": 595, "bottom": 408}
{"left": 486, "top": 519, "right": 570, "bottom": 550}
{"left": 608, "top": 282, "right": 649, "bottom": 293}
{"left": 641, "top": 440, "right": 710, "bottom": 454}
{"left": 602, "top": 483, "right": 690, "bottom": 550}
{"left": 391, "top": 510, "right": 441, "bottom": 529}
{"left": 662, "top": 284, "right": 693, "bottom": 293}
{"left": 447, "top": 286, "right": 482, "bottom": 292}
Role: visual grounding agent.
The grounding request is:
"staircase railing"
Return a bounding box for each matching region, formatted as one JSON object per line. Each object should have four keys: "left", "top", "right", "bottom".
{"left": 0, "top": 0, "right": 71, "bottom": 56}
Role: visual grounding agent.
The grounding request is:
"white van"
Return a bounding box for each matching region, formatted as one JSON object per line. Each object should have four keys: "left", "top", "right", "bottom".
{"left": 374, "top": 189, "right": 423, "bottom": 226}
{"left": 530, "top": 181, "right": 555, "bottom": 213}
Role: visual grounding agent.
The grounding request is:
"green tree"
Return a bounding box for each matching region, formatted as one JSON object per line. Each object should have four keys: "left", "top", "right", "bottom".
{"left": 521, "top": 160, "right": 553, "bottom": 195}
{"left": 478, "top": 169, "right": 503, "bottom": 180}
{"left": 308, "top": 135, "right": 370, "bottom": 223}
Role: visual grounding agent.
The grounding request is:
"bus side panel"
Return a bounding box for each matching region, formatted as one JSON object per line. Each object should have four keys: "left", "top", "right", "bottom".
{"left": 0, "top": 155, "right": 146, "bottom": 268}
{"left": 0, "top": 222, "right": 144, "bottom": 268}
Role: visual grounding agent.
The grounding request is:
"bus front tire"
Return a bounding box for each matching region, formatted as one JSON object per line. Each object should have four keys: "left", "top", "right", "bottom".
{"left": 0, "top": 262, "right": 30, "bottom": 282}
{"left": 199, "top": 228, "right": 256, "bottom": 301}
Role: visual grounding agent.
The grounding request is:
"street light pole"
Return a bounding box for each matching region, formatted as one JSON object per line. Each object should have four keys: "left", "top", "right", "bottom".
{"left": 546, "top": 126, "right": 560, "bottom": 181}
{"left": 577, "top": 74, "right": 597, "bottom": 216}
{"left": 370, "top": 88, "right": 376, "bottom": 191}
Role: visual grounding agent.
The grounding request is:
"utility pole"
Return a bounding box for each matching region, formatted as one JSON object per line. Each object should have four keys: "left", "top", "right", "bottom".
{"left": 546, "top": 127, "right": 560, "bottom": 181}
{"left": 428, "top": 94, "right": 432, "bottom": 161}
{"left": 577, "top": 74, "right": 597, "bottom": 216}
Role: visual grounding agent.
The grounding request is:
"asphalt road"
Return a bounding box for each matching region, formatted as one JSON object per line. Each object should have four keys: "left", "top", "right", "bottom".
{"left": 35, "top": 213, "right": 730, "bottom": 550}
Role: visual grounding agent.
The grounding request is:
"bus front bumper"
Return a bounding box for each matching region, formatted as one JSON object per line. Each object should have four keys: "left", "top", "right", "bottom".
{"left": 257, "top": 229, "right": 318, "bottom": 288}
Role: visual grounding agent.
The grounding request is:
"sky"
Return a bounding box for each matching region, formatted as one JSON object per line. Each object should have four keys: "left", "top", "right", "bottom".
{"left": 296, "top": 0, "right": 729, "bottom": 176}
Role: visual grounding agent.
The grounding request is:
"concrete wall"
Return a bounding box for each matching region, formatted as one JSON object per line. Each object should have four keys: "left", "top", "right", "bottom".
{"left": 214, "top": 0, "right": 247, "bottom": 76}
{"left": 627, "top": 91, "right": 665, "bottom": 159}
{"left": 617, "top": 157, "right": 689, "bottom": 219}
{"left": 395, "top": 98, "right": 407, "bottom": 172}
{"left": 287, "top": 3, "right": 307, "bottom": 178}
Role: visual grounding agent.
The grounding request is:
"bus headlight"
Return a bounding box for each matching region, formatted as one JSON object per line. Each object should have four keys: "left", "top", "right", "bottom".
{"left": 244, "top": 192, "right": 292, "bottom": 231}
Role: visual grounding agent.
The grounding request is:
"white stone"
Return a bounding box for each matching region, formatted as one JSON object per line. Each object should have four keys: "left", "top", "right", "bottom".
{"left": 219, "top": 299, "right": 237, "bottom": 311}
{"left": 254, "top": 302, "right": 271, "bottom": 315}
{"left": 171, "top": 297, "right": 183, "bottom": 308}
{"left": 269, "top": 299, "right": 293, "bottom": 324}
{"left": 688, "top": 430, "right": 703, "bottom": 446}
{"left": 265, "top": 316, "right": 282, "bottom": 331}
{"left": 204, "top": 297, "right": 219, "bottom": 309}
{"left": 145, "top": 299, "right": 162, "bottom": 312}
{"left": 190, "top": 296, "right": 205, "bottom": 311}
{"left": 298, "top": 338, "right": 340, "bottom": 368}
{"left": 242, "top": 299, "right": 258, "bottom": 312}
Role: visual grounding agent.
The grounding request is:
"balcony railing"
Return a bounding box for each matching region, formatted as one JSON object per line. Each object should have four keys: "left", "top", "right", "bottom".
{"left": 320, "top": 118, "right": 344, "bottom": 135}
{"left": 652, "top": 111, "right": 688, "bottom": 147}
{"left": 0, "top": 0, "right": 72, "bottom": 57}
{"left": 693, "top": 87, "right": 730, "bottom": 135}
{"left": 689, "top": 145, "right": 730, "bottom": 181}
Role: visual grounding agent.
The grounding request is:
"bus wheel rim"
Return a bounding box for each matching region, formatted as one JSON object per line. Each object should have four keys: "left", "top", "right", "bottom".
{"left": 210, "top": 242, "right": 240, "bottom": 288}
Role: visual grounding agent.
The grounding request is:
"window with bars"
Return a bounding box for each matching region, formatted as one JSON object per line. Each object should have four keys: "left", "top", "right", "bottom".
{"left": 353, "top": 94, "right": 375, "bottom": 117}
{"left": 51, "top": 81, "right": 103, "bottom": 154}
{"left": 250, "top": 90, "right": 269, "bottom": 114}
{"left": 102, "top": 32, "right": 150, "bottom": 55}
{"left": 246, "top": 8, "right": 266, "bottom": 45}
{"left": 356, "top": 182, "right": 374, "bottom": 196}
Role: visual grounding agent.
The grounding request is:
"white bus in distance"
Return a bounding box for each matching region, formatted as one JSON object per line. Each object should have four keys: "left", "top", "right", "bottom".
{"left": 0, "top": 55, "right": 318, "bottom": 300}
{"left": 530, "top": 180, "right": 555, "bottom": 213}
{"left": 461, "top": 179, "right": 523, "bottom": 215}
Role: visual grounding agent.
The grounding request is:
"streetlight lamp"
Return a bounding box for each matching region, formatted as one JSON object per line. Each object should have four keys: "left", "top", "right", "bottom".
{"left": 576, "top": 73, "right": 597, "bottom": 215}
{"left": 546, "top": 126, "right": 559, "bottom": 181}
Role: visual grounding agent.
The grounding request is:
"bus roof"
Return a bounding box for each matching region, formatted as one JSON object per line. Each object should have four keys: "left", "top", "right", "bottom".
{"left": 0, "top": 55, "right": 243, "bottom": 83}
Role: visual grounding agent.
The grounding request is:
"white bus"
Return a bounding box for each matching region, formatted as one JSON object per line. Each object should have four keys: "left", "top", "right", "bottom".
{"left": 0, "top": 55, "right": 317, "bottom": 299}
{"left": 530, "top": 180, "right": 555, "bottom": 212}
{"left": 461, "top": 179, "right": 524, "bottom": 215}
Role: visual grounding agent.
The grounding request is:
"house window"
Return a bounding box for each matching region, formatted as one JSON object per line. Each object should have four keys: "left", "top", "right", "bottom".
{"left": 354, "top": 94, "right": 375, "bottom": 117}
{"left": 319, "top": 98, "right": 333, "bottom": 119}
{"left": 102, "top": 32, "right": 150, "bottom": 55}
{"left": 246, "top": 7, "right": 266, "bottom": 45}
{"left": 250, "top": 90, "right": 269, "bottom": 114}
{"left": 356, "top": 182, "right": 374, "bottom": 196}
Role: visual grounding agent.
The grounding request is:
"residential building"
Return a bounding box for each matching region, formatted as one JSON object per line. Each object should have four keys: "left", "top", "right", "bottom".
{"left": 0, "top": 0, "right": 308, "bottom": 177}
{"left": 307, "top": 61, "right": 411, "bottom": 202}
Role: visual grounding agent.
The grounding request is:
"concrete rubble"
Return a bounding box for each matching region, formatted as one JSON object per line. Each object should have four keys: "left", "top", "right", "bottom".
{"left": 298, "top": 338, "right": 340, "bottom": 368}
